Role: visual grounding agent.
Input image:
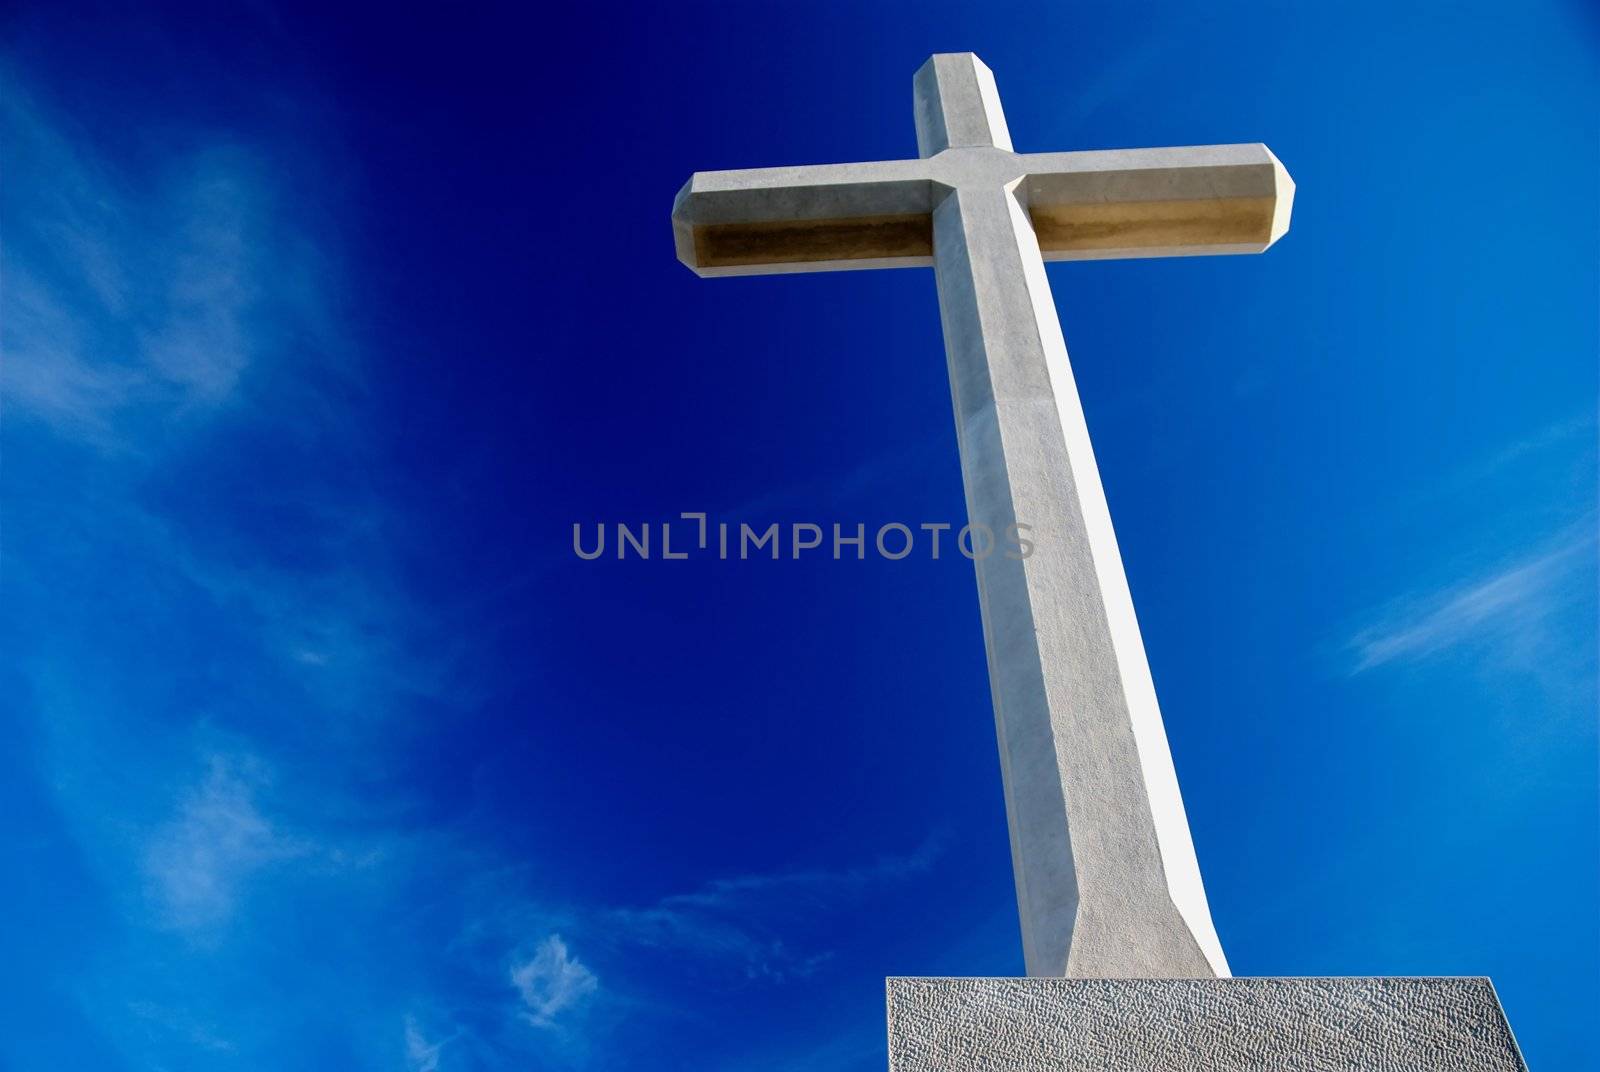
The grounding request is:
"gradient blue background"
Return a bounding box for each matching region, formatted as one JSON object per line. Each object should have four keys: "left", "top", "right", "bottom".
{"left": 2, "top": 2, "right": 1595, "bottom": 1069}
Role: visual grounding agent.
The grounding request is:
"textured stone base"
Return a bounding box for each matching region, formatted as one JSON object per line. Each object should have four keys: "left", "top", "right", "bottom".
{"left": 886, "top": 977, "right": 1526, "bottom": 1071}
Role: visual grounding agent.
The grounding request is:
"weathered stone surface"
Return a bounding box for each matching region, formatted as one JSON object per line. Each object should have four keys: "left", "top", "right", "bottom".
{"left": 886, "top": 977, "right": 1527, "bottom": 1072}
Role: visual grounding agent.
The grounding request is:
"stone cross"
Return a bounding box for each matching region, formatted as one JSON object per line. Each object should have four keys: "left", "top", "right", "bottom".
{"left": 671, "top": 53, "right": 1293, "bottom": 979}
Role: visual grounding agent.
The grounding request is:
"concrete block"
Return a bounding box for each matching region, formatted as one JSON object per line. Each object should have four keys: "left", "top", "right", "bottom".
{"left": 886, "top": 977, "right": 1527, "bottom": 1071}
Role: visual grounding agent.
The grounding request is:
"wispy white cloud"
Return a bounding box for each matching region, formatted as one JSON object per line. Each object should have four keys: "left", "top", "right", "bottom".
{"left": 0, "top": 268, "right": 144, "bottom": 441}
{"left": 1346, "top": 526, "right": 1596, "bottom": 673}
{"left": 5, "top": 56, "right": 448, "bottom": 775}
{"left": 600, "top": 835, "right": 944, "bottom": 982}
{"left": 0, "top": 72, "right": 335, "bottom": 450}
{"left": 404, "top": 1015, "right": 445, "bottom": 1072}
{"left": 510, "top": 935, "right": 599, "bottom": 1027}
{"left": 658, "top": 835, "right": 944, "bottom": 912}
{"left": 142, "top": 754, "right": 310, "bottom": 932}
{"left": 125, "top": 1000, "right": 237, "bottom": 1054}
{"left": 415, "top": 835, "right": 944, "bottom": 1062}
{"left": 1464, "top": 414, "right": 1595, "bottom": 483}
{"left": 602, "top": 903, "right": 831, "bottom": 983}
{"left": 134, "top": 163, "right": 260, "bottom": 404}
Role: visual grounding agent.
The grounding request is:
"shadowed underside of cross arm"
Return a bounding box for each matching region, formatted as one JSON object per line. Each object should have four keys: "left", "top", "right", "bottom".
{"left": 672, "top": 143, "right": 1293, "bottom": 276}
{"left": 671, "top": 159, "right": 937, "bottom": 276}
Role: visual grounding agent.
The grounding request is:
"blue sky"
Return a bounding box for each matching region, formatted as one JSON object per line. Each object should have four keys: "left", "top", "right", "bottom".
{"left": 1, "top": 1, "right": 1594, "bottom": 1069}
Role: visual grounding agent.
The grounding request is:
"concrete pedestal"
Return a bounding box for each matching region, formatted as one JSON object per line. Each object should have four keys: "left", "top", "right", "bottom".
{"left": 886, "top": 977, "right": 1526, "bottom": 1071}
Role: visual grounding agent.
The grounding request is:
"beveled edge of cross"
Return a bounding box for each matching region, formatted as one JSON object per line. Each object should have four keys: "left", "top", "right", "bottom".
{"left": 671, "top": 53, "right": 1294, "bottom": 278}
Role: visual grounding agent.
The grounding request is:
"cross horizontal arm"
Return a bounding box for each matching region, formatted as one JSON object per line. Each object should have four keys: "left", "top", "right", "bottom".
{"left": 672, "top": 159, "right": 935, "bottom": 277}
{"left": 1017, "top": 143, "right": 1294, "bottom": 260}
{"left": 673, "top": 143, "right": 1293, "bottom": 276}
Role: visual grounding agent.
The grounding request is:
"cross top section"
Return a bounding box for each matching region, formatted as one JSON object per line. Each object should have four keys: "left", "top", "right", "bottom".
{"left": 914, "top": 52, "right": 1013, "bottom": 155}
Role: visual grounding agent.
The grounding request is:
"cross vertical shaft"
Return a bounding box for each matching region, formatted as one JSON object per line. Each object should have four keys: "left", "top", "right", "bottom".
{"left": 921, "top": 56, "right": 1225, "bottom": 978}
